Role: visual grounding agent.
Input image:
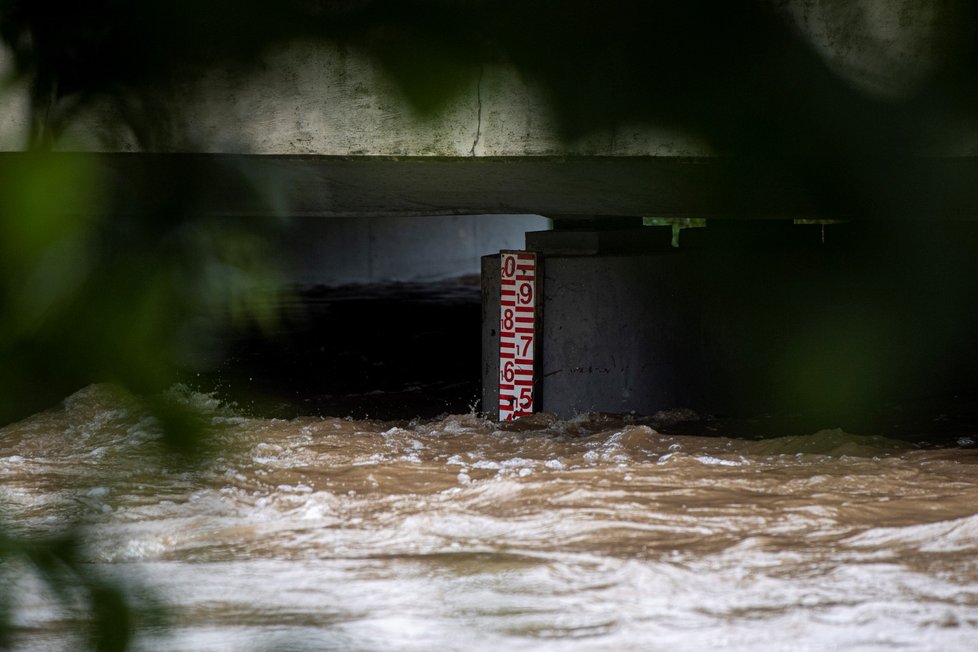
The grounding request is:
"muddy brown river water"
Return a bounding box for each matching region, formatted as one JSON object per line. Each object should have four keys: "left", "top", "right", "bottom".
{"left": 3, "top": 383, "right": 978, "bottom": 651}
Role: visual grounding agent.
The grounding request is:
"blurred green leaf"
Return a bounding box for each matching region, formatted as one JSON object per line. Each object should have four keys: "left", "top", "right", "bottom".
{"left": 0, "top": 521, "right": 168, "bottom": 652}
{"left": 89, "top": 583, "right": 133, "bottom": 652}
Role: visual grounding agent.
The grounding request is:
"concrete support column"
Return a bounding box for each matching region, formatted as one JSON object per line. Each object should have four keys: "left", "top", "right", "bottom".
{"left": 482, "top": 221, "right": 978, "bottom": 420}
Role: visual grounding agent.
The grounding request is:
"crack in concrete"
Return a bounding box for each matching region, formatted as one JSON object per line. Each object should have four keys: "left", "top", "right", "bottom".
{"left": 469, "top": 66, "right": 484, "bottom": 156}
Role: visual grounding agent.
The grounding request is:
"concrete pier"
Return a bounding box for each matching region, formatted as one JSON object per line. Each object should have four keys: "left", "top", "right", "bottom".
{"left": 483, "top": 221, "right": 978, "bottom": 419}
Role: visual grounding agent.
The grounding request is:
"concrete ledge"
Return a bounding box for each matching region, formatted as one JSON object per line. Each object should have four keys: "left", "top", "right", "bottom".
{"left": 6, "top": 152, "right": 978, "bottom": 220}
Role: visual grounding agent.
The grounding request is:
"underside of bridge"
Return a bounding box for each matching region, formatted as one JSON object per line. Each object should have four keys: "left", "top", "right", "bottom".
{"left": 3, "top": 149, "right": 978, "bottom": 424}
{"left": 4, "top": 1, "right": 978, "bottom": 427}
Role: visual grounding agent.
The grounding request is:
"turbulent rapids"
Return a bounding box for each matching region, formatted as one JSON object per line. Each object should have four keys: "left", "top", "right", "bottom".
{"left": 3, "top": 384, "right": 978, "bottom": 650}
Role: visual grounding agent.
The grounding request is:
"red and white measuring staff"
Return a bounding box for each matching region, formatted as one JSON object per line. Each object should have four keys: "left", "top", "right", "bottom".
{"left": 499, "top": 251, "right": 538, "bottom": 421}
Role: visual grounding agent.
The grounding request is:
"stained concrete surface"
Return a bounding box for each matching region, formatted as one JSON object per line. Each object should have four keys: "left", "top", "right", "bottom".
{"left": 483, "top": 221, "right": 978, "bottom": 429}
{"left": 2, "top": 1, "right": 973, "bottom": 156}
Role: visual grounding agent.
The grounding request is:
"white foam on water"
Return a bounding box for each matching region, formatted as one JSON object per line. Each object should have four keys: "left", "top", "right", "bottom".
{"left": 5, "top": 393, "right": 978, "bottom": 650}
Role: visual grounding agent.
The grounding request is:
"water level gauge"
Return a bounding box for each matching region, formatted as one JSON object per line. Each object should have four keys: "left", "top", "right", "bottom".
{"left": 499, "top": 251, "right": 539, "bottom": 421}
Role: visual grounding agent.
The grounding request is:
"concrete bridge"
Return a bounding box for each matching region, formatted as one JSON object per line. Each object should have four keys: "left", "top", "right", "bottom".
{"left": 2, "top": 0, "right": 978, "bottom": 420}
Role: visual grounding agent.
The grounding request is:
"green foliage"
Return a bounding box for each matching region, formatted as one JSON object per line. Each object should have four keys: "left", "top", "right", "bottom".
{"left": 643, "top": 217, "right": 706, "bottom": 247}
{"left": 0, "top": 525, "right": 169, "bottom": 651}
{"left": 0, "top": 152, "right": 287, "bottom": 439}
{"left": 1, "top": 9, "right": 292, "bottom": 646}
{"left": 0, "top": 154, "right": 283, "bottom": 648}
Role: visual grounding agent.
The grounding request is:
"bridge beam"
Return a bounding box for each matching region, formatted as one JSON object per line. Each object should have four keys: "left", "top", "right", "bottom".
{"left": 6, "top": 152, "right": 978, "bottom": 221}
